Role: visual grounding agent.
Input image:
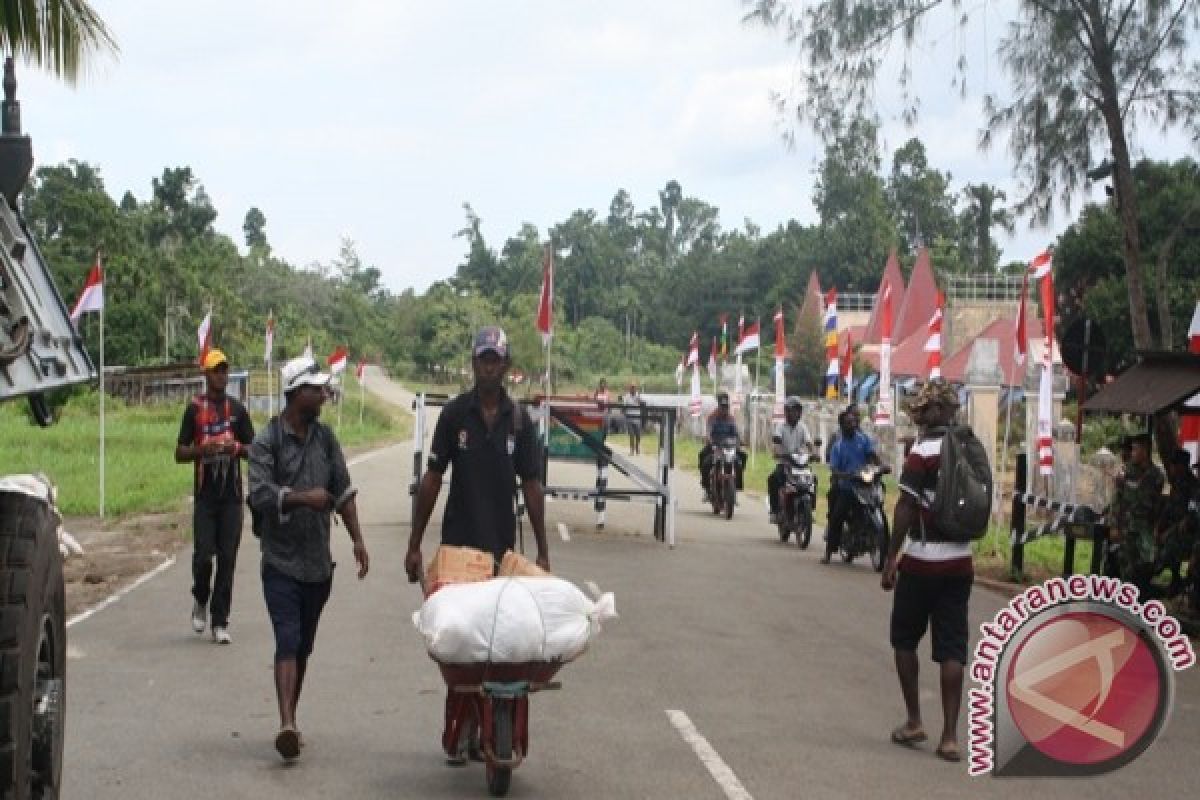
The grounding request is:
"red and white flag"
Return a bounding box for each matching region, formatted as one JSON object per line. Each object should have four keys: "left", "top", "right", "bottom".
{"left": 536, "top": 246, "right": 554, "bottom": 344}
{"left": 1028, "top": 248, "right": 1053, "bottom": 280}
{"left": 1014, "top": 273, "right": 1028, "bottom": 369}
{"left": 841, "top": 330, "right": 854, "bottom": 395}
{"left": 924, "top": 292, "right": 944, "bottom": 379}
{"left": 736, "top": 320, "right": 760, "bottom": 355}
{"left": 1180, "top": 302, "right": 1200, "bottom": 465}
{"left": 328, "top": 345, "right": 348, "bottom": 375}
{"left": 875, "top": 284, "right": 894, "bottom": 427}
{"left": 1032, "top": 252, "right": 1056, "bottom": 476}
{"left": 70, "top": 255, "right": 104, "bottom": 323}
{"left": 264, "top": 311, "right": 275, "bottom": 365}
{"left": 773, "top": 306, "right": 786, "bottom": 359}
{"left": 197, "top": 311, "right": 213, "bottom": 365}
{"left": 686, "top": 331, "right": 700, "bottom": 367}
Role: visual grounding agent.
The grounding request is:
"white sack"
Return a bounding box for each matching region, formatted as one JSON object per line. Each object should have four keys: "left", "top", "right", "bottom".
{"left": 413, "top": 577, "right": 617, "bottom": 664}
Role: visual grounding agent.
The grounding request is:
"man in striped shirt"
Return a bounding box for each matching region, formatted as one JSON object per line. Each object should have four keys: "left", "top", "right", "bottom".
{"left": 881, "top": 380, "right": 970, "bottom": 764}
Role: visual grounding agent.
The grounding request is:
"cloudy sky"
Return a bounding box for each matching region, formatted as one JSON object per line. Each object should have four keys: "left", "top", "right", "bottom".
{"left": 18, "top": 1, "right": 1192, "bottom": 293}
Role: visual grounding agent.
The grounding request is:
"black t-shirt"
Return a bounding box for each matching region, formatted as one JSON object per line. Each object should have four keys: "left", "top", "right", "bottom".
{"left": 427, "top": 388, "right": 541, "bottom": 562}
{"left": 177, "top": 394, "right": 256, "bottom": 503}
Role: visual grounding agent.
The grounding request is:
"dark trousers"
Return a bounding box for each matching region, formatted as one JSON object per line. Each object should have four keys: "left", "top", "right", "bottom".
{"left": 192, "top": 497, "right": 243, "bottom": 628}
{"left": 826, "top": 489, "right": 852, "bottom": 553}
{"left": 767, "top": 464, "right": 786, "bottom": 513}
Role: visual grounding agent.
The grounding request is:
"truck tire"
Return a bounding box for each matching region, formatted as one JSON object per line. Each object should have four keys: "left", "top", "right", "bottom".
{"left": 0, "top": 491, "right": 65, "bottom": 800}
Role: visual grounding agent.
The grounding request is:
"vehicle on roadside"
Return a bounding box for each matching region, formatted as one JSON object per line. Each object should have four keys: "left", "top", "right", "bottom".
{"left": 0, "top": 61, "right": 97, "bottom": 798}
{"left": 835, "top": 464, "right": 891, "bottom": 571}
{"left": 776, "top": 447, "right": 819, "bottom": 548}
{"left": 708, "top": 436, "right": 739, "bottom": 519}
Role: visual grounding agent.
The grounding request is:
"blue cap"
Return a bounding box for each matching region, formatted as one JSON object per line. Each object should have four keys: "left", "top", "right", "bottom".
{"left": 473, "top": 326, "right": 509, "bottom": 358}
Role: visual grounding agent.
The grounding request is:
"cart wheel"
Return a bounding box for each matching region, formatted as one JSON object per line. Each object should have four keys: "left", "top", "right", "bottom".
{"left": 486, "top": 699, "right": 513, "bottom": 797}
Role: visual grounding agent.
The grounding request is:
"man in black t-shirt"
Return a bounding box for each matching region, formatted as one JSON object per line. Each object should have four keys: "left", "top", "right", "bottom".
{"left": 175, "top": 349, "right": 255, "bottom": 644}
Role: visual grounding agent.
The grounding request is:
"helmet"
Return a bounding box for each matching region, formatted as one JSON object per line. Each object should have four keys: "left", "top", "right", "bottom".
{"left": 785, "top": 396, "right": 803, "bottom": 411}
{"left": 717, "top": 391, "right": 730, "bottom": 406}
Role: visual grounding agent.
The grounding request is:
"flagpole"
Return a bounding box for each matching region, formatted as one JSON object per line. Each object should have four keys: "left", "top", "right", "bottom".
{"left": 359, "top": 366, "right": 365, "bottom": 425}
{"left": 98, "top": 270, "right": 106, "bottom": 521}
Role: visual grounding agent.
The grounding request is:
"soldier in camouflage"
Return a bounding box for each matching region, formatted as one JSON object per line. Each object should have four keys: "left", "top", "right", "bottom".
{"left": 1155, "top": 449, "right": 1200, "bottom": 597}
{"left": 1109, "top": 434, "right": 1165, "bottom": 598}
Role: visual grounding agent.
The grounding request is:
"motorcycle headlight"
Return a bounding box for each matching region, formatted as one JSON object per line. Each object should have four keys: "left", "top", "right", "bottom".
{"left": 723, "top": 448, "right": 737, "bottom": 458}
{"left": 797, "top": 474, "right": 814, "bottom": 487}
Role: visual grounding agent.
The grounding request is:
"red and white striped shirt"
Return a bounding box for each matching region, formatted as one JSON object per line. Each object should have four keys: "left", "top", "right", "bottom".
{"left": 897, "top": 433, "right": 973, "bottom": 576}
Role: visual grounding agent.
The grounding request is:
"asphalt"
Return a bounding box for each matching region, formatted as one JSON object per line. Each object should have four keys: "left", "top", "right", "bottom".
{"left": 62, "top": 372, "right": 1200, "bottom": 799}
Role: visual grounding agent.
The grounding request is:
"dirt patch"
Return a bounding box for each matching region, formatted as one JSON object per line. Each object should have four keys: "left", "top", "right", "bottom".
{"left": 62, "top": 507, "right": 192, "bottom": 618}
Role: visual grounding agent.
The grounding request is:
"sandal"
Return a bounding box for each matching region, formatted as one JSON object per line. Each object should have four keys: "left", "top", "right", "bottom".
{"left": 275, "top": 727, "right": 300, "bottom": 761}
{"left": 935, "top": 743, "right": 962, "bottom": 763}
{"left": 890, "top": 725, "right": 927, "bottom": 747}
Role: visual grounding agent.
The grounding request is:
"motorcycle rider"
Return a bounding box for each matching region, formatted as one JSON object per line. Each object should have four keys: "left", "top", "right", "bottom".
{"left": 822, "top": 407, "right": 880, "bottom": 564}
{"left": 699, "top": 392, "right": 746, "bottom": 500}
{"left": 768, "top": 396, "right": 815, "bottom": 524}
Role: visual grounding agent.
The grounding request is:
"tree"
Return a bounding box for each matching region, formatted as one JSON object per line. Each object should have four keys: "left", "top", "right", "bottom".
{"left": 243, "top": 206, "right": 267, "bottom": 249}
{"left": 744, "top": 0, "right": 1200, "bottom": 353}
{"left": 1, "top": 0, "right": 117, "bottom": 83}
{"left": 959, "top": 183, "right": 1014, "bottom": 272}
{"left": 886, "top": 138, "right": 957, "bottom": 254}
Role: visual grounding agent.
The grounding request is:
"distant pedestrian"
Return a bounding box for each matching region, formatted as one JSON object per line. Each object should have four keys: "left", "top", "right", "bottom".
{"left": 622, "top": 383, "right": 643, "bottom": 454}
{"left": 881, "top": 380, "right": 971, "bottom": 764}
{"left": 175, "top": 349, "right": 255, "bottom": 644}
{"left": 248, "top": 355, "right": 369, "bottom": 761}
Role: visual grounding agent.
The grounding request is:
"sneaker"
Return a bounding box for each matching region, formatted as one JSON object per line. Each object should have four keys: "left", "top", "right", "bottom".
{"left": 212, "top": 626, "right": 232, "bottom": 645}
{"left": 191, "top": 600, "right": 206, "bottom": 634}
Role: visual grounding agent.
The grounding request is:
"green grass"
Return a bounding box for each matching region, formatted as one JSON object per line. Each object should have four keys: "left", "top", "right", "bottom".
{"left": 0, "top": 381, "right": 408, "bottom": 518}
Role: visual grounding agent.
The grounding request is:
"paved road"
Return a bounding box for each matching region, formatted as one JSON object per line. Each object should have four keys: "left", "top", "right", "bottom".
{"left": 63, "top": 374, "right": 1199, "bottom": 799}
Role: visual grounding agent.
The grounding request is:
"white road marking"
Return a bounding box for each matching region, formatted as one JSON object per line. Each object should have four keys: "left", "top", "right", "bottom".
{"left": 666, "top": 710, "right": 754, "bottom": 800}
{"left": 557, "top": 522, "right": 571, "bottom": 542}
{"left": 67, "top": 556, "right": 177, "bottom": 628}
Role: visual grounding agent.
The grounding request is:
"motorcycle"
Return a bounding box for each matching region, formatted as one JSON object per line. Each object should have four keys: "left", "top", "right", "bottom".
{"left": 708, "top": 437, "right": 740, "bottom": 520}
{"left": 833, "top": 464, "right": 891, "bottom": 571}
{"left": 776, "top": 448, "right": 819, "bottom": 548}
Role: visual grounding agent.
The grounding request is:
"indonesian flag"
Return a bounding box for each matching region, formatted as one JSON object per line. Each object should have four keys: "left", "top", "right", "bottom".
{"left": 328, "top": 345, "right": 348, "bottom": 375}
{"left": 1180, "top": 302, "right": 1200, "bottom": 466}
{"left": 708, "top": 337, "right": 718, "bottom": 381}
{"left": 686, "top": 331, "right": 700, "bottom": 367}
{"left": 1014, "top": 273, "right": 1028, "bottom": 370}
{"left": 736, "top": 320, "right": 760, "bottom": 355}
{"left": 924, "top": 291, "right": 944, "bottom": 379}
{"left": 197, "top": 311, "right": 213, "bottom": 365}
{"left": 356, "top": 360, "right": 366, "bottom": 381}
{"left": 773, "top": 306, "right": 786, "bottom": 359}
{"left": 1033, "top": 252, "right": 1056, "bottom": 476}
{"left": 875, "top": 284, "right": 894, "bottom": 427}
{"left": 264, "top": 311, "right": 275, "bottom": 365}
{"left": 1029, "top": 248, "right": 1053, "bottom": 280}
{"left": 536, "top": 245, "right": 554, "bottom": 344}
{"left": 824, "top": 288, "right": 839, "bottom": 398}
{"left": 70, "top": 255, "right": 104, "bottom": 323}
{"left": 841, "top": 330, "right": 854, "bottom": 397}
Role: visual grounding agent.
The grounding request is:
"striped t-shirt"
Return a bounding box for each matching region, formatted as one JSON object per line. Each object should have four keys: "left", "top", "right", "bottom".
{"left": 898, "top": 433, "right": 973, "bottom": 576}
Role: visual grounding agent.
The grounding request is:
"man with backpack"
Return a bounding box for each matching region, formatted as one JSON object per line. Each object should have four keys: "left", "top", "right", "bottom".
{"left": 175, "top": 349, "right": 255, "bottom": 644}
{"left": 248, "top": 354, "right": 370, "bottom": 761}
{"left": 405, "top": 326, "right": 549, "bottom": 765}
{"left": 882, "top": 380, "right": 991, "bottom": 765}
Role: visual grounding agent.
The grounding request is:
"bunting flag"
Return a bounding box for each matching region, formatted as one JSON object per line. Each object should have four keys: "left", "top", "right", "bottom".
{"left": 70, "top": 255, "right": 104, "bottom": 323}
{"left": 735, "top": 320, "right": 760, "bottom": 355}
{"left": 328, "top": 345, "right": 348, "bottom": 375}
{"left": 1180, "top": 302, "right": 1200, "bottom": 466}
{"left": 773, "top": 306, "right": 786, "bottom": 359}
{"left": 686, "top": 331, "right": 700, "bottom": 367}
{"left": 707, "top": 336, "right": 718, "bottom": 381}
{"left": 719, "top": 313, "right": 729, "bottom": 361}
{"left": 1031, "top": 249, "right": 1056, "bottom": 476}
{"left": 197, "top": 311, "right": 213, "bottom": 366}
{"left": 823, "top": 288, "right": 839, "bottom": 398}
{"left": 1014, "top": 273, "right": 1028, "bottom": 370}
{"left": 875, "top": 284, "right": 894, "bottom": 427}
{"left": 536, "top": 245, "right": 554, "bottom": 344}
{"left": 264, "top": 311, "right": 275, "bottom": 366}
{"left": 841, "top": 330, "right": 854, "bottom": 399}
{"left": 924, "top": 291, "right": 944, "bottom": 379}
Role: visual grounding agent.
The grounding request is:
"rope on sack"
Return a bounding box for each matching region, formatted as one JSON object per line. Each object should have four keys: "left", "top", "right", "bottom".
{"left": 484, "top": 577, "right": 550, "bottom": 664}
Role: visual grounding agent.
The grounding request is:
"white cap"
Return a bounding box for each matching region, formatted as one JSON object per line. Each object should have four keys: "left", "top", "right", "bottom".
{"left": 281, "top": 356, "right": 331, "bottom": 394}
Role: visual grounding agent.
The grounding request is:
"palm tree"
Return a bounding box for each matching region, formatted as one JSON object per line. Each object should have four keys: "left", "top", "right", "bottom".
{"left": 961, "top": 183, "right": 1014, "bottom": 272}
{"left": 1, "top": 0, "right": 117, "bottom": 83}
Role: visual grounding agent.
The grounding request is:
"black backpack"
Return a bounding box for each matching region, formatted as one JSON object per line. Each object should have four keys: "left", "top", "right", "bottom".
{"left": 927, "top": 425, "right": 993, "bottom": 542}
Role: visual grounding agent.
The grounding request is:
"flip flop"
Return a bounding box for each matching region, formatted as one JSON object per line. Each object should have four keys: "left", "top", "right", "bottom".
{"left": 890, "top": 726, "right": 927, "bottom": 747}
{"left": 935, "top": 744, "right": 962, "bottom": 763}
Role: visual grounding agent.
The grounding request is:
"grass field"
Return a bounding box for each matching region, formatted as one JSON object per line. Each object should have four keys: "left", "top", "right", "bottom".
{"left": 0, "top": 376, "right": 409, "bottom": 517}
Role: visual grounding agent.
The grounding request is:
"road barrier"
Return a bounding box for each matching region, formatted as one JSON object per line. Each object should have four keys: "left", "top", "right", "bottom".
{"left": 1008, "top": 453, "right": 1109, "bottom": 579}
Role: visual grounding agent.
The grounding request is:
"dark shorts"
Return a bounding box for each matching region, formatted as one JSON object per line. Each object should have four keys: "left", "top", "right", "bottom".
{"left": 889, "top": 570, "right": 972, "bottom": 664}
{"left": 262, "top": 563, "right": 332, "bottom": 662}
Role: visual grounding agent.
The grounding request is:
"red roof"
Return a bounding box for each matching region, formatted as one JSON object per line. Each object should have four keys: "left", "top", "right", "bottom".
{"left": 942, "top": 316, "right": 1046, "bottom": 386}
{"left": 862, "top": 249, "right": 906, "bottom": 345}
{"left": 797, "top": 270, "right": 823, "bottom": 325}
{"left": 889, "top": 328, "right": 932, "bottom": 379}
{"left": 846, "top": 324, "right": 866, "bottom": 343}
{"left": 893, "top": 248, "right": 938, "bottom": 346}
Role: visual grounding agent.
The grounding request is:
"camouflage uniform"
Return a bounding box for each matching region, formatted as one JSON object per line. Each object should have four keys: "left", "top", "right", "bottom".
{"left": 1111, "top": 461, "right": 1165, "bottom": 584}
{"left": 1157, "top": 471, "right": 1200, "bottom": 580}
